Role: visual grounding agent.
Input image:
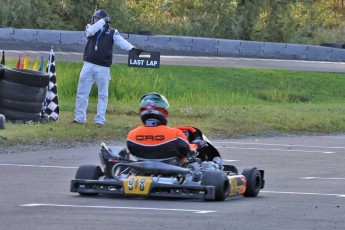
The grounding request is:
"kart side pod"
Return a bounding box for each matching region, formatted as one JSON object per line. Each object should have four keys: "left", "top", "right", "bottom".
{"left": 228, "top": 175, "right": 246, "bottom": 196}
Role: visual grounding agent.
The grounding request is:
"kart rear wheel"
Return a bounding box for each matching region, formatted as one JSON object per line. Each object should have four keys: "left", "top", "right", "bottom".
{"left": 201, "top": 170, "right": 230, "bottom": 201}
{"left": 242, "top": 167, "right": 262, "bottom": 197}
{"left": 75, "top": 165, "right": 103, "bottom": 196}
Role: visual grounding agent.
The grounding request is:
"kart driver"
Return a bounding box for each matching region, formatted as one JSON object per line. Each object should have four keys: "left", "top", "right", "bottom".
{"left": 126, "top": 93, "right": 190, "bottom": 163}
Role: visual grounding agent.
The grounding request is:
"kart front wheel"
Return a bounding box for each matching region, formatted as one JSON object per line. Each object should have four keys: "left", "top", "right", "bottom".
{"left": 201, "top": 170, "right": 230, "bottom": 201}
{"left": 75, "top": 165, "right": 103, "bottom": 196}
{"left": 242, "top": 167, "right": 262, "bottom": 197}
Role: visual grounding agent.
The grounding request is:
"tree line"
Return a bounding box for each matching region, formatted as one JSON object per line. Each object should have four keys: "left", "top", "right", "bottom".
{"left": 0, "top": 0, "right": 344, "bottom": 45}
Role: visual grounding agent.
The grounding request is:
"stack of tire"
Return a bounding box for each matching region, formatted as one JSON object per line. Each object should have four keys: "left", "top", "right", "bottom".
{"left": 0, "top": 64, "right": 49, "bottom": 122}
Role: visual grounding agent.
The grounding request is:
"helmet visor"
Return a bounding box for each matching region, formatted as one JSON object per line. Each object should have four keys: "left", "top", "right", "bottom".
{"left": 139, "top": 93, "right": 169, "bottom": 111}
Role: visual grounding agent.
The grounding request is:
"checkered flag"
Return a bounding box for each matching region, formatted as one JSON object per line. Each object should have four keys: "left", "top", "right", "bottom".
{"left": 43, "top": 48, "right": 59, "bottom": 120}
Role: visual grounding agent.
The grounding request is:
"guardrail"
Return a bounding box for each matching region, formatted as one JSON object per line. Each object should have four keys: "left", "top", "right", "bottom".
{"left": 1, "top": 28, "right": 345, "bottom": 62}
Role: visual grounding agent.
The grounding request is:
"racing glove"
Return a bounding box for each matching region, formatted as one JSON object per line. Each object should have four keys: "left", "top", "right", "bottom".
{"left": 179, "top": 156, "right": 189, "bottom": 166}
{"left": 191, "top": 139, "right": 208, "bottom": 149}
{"left": 131, "top": 47, "right": 144, "bottom": 56}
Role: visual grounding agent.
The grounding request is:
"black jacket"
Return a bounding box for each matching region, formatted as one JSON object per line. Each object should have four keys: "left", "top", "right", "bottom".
{"left": 83, "top": 28, "right": 115, "bottom": 67}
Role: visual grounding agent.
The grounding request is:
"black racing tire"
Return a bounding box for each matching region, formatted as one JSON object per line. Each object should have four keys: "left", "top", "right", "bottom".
{"left": 0, "top": 80, "right": 47, "bottom": 103}
{"left": 0, "top": 114, "right": 5, "bottom": 129}
{"left": 242, "top": 167, "right": 262, "bottom": 197}
{"left": 0, "top": 107, "right": 41, "bottom": 121}
{"left": 0, "top": 98, "right": 43, "bottom": 113}
{"left": 75, "top": 165, "right": 103, "bottom": 196}
{"left": 3, "top": 67, "right": 49, "bottom": 87}
{"left": 201, "top": 170, "right": 230, "bottom": 201}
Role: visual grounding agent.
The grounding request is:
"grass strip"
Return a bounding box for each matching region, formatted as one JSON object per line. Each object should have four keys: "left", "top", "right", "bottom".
{"left": 1, "top": 60, "right": 345, "bottom": 148}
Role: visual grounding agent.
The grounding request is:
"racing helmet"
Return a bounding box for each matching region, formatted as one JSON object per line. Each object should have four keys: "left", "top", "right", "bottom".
{"left": 139, "top": 93, "right": 169, "bottom": 125}
{"left": 92, "top": 9, "right": 111, "bottom": 23}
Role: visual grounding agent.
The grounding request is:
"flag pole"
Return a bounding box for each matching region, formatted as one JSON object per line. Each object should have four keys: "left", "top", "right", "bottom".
{"left": 1, "top": 50, "right": 5, "bottom": 65}
{"left": 47, "top": 46, "right": 53, "bottom": 75}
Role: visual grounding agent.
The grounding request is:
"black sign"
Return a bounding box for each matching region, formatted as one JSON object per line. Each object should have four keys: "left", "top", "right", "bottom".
{"left": 128, "top": 50, "right": 160, "bottom": 69}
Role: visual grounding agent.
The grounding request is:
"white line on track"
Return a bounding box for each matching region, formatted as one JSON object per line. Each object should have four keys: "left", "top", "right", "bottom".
{"left": 161, "top": 55, "right": 345, "bottom": 65}
{"left": 215, "top": 146, "right": 334, "bottom": 154}
{"left": 21, "top": 203, "right": 216, "bottom": 214}
{"left": 261, "top": 190, "right": 345, "bottom": 198}
{"left": 301, "top": 177, "right": 345, "bottom": 180}
{"left": 223, "top": 159, "right": 239, "bottom": 162}
{"left": 0, "top": 161, "right": 239, "bottom": 168}
{"left": 6, "top": 50, "right": 83, "bottom": 56}
{"left": 0, "top": 163, "right": 77, "bottom": 169}
{"left": 212, "top": 141, "right": 345, "bottom": 149}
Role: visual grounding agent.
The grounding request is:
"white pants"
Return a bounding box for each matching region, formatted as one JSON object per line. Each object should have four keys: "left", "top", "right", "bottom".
{"left": 74, "top": 62, "right": 111, "bottom": 124}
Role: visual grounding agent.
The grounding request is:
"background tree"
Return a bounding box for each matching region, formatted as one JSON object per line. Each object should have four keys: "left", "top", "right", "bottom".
{"left": 236, "top": 0, "right": 264, "bottom": 40}
{"left": 0, "top": 0, "right": 344, "bottom": 45}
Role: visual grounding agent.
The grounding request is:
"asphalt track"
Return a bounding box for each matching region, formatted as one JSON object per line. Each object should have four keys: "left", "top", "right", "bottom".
{"left": 1, "top": 51, "right": 345, "bottom": 229}
{"left": 1, "top": 135, "right": 345, "bottom": 230}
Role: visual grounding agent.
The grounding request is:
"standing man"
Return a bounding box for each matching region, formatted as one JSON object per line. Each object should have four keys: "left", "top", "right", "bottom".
{"left": 72, "top": 9, "right": 142, "bottom": 125}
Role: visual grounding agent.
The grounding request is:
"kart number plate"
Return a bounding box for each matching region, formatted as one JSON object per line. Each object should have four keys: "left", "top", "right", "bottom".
{"left": 124, "top": 176, "right": 152, "bottom": 195}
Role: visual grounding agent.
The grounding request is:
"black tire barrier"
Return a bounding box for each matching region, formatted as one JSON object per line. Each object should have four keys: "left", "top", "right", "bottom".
{"left": 0, "top": 114, "right": 5, "bottom": 129}
{"left": 0, "top": 67, "right": 49, "bottom": 122}
{"left": 3, "top": 67, "right": 49, "bottom": 87}
{"left": 0, "top": 98, "right": 43, "bottom": 113}
{"left": 0, "top": 80, "right": 47, "bottom": 103}
{"left": 0, "top": 107, "right": 41, "bottom": 121}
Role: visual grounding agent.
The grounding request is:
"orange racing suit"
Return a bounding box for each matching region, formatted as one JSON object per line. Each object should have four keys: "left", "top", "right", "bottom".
{"left": 126, "top": 125, "right": 190, "bottom": 160}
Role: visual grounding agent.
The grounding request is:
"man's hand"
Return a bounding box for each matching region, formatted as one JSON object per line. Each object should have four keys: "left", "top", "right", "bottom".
{"left": 131, "top": 47, "right": 144, "bottom": 56}
{"left": 103, "top": 16, "right": 111, "bottom": 24}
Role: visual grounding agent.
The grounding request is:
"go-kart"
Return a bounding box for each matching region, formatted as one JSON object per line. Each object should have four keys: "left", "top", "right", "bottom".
{"left": 70, "top": 126, "right": 265, "bottom": 201}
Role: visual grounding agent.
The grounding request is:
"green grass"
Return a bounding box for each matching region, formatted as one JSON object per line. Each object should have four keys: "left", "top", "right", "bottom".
{"left": 1, "top": 59, "right": 345, "bottom": 148}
